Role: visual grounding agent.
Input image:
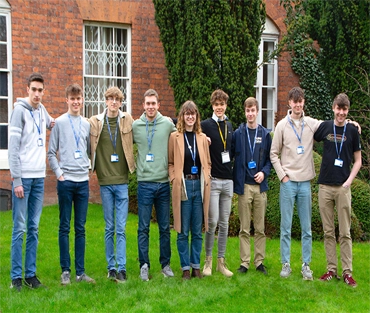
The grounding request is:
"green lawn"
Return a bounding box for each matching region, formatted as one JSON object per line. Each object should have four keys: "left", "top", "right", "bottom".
{"left": 1, "top": 204, "right": 369, "bottom": 313}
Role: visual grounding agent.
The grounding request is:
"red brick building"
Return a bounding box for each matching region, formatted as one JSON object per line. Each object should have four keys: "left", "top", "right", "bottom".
{"left": 0, "top": 0, "right": 299, "bottom": 207}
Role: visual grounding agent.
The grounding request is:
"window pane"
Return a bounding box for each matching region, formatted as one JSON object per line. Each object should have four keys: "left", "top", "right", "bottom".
{"left": 0, "top": 44, "right": 7, "bottom": 68}
{"left": 0, "top": 125, "right": 8, "bottom": 149}
{"left": 0, "top": 16, "right": 6, "bottom": 42}
{"left": 262, "top": 64, "right": 274, "bottom": 86}
{"left": 0, "top": 72, "right": 8, "bottom": 96}
{"left": 0, "top": 99, "right": 8, "bottom": 123}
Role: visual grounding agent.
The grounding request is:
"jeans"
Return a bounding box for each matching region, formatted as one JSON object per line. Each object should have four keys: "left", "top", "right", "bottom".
{"left": 11, "top": 178, "right": 44, "bottom": 280}
{"left": 177, "top": 179, "right": 203, "bottom": 270}
{"left": 57, "top": 180, "right": 89, "bottom": 276}
{"left": 280, "top": 180, "right": 312, "bottom": 264}
{"left": 204, "top": 178, "right": 233, "bottom": 258}
{"left": 100, "top": 184, "right": 128, "bottom": 272}
{"left": 137, "top": 182, "right": 171, "bottom": 269}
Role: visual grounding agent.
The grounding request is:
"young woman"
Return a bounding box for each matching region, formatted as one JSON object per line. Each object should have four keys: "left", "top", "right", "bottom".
{"left": 168, "top": 100, "right": 211, "bottom": 280}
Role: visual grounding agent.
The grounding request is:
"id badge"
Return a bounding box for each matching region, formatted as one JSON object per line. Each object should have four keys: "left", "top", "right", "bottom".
{"left": 74, "top": 150, "right": 82, "bottom": 159}
{"left": 334, "top": 158, "right": 343, "bottom": 167}
{"left": 37, "top": 138, "right": 43, "bottom": 147}
{"left": 296, "top": 146, "right": 304, "bottom": 154}
{"left": 191, "top": 166, "right": 198, "bottom": 174}
{"left": 221, "top": 151, "right": 230, "bottom": 164}
{"left": 111, "top": 154, "right": 119, "bottom": 163}
{"left": 146, "top": 153, "right": 154, "bottom": 162}
{"left": 248, "top": 161, "right": 256, "bottom": 169}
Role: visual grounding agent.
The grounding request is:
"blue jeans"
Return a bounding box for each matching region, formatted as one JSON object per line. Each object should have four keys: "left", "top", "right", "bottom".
{"left": 177, "top": 179, "right": 203, "bottom": 271}
{"left": 57, "top": 180, "right": 89, "bottom": 276}
{"left": 280, "top": 180, "right": 312, "bottom": 264}
{"left": 11, "top": 178, "right": 44, "bottom": 280}
{"left": 137, "top": 182, "right": 171, "bottom": 269}
{"left": 100, "top": 184, "right": 128, "bottom": 272}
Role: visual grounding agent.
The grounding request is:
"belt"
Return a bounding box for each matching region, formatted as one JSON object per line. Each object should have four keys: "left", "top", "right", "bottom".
{"left": 185, "top": 174, "right": 199, "bottom": 180}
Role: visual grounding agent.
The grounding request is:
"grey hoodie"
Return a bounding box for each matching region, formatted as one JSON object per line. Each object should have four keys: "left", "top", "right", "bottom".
{"left": 8, "top": 98, "right": 54, "bottom": 187}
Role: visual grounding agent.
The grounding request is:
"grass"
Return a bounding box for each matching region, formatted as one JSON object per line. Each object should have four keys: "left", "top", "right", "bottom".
{"left": 0, "top": 204, "right": 369, "bottom": 313}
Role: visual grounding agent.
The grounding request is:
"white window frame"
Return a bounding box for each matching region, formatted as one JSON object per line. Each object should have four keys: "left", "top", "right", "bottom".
{"left": 255, "top": 17, "right": 279, "bottom": 131}
{"left": 0, "top": 1, "right": 12, "bottom": 169}
{"left": 83, "top": 22, "right": 131, "bottom": 117}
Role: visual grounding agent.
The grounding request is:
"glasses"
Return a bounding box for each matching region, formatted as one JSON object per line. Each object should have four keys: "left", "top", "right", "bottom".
{"left": 184, "top": 112, "right": 196, "bottom": 116}
{"left": 107, "top": 97, "right": 120, "bottom": 103}
{"left": 31, "top": 87, "right": 44, "bottom": 93}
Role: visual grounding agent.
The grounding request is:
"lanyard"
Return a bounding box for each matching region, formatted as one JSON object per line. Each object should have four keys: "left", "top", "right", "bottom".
{"left": 145, "top": 118, "right": 157, "bottom": 152}
{"left": 288, "top": 115, "right": 304, "bottom": 144}
{"left": 184, "top": 132, "right": 196, "bottom": 165}
{"left": 246, "top": 126, "right": 258, "bottom": 161}
{"left": 333, "top": 122, "right": 347, "bottom": 159}
{"left": 216, "top": 121, "right": 227, "bottom": 151}
{"left": 68, "top": 114, "right": 81, "bottom": 149}
{"left": 29, "top": 109, "right": 41, "bottom": 135}
{"left": 105, "top": 115, "right": 119, "bottom": 153}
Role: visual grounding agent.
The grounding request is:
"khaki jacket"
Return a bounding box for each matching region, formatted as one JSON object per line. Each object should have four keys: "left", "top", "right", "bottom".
{"left": 168, "top": 131, "right": 211, "bottom": 233}
{"left": 89, "top": 109, "right": 135, "bottom": 174}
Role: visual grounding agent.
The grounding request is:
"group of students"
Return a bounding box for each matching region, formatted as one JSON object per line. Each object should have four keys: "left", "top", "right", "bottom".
{"left": 8, "top": 73, "right": 361, "bottom": 292}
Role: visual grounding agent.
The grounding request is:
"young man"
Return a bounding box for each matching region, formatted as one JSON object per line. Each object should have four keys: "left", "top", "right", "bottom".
{"left": 89, "top": 87, "right": 135, "bottom": 283}
{"left": 132, "top": 89, "right": 176, "bottom": 281}
{"left": 232, "top": 97, "right": 272, "bottom": 275}
{"left": 314, "top": 93, "right": 362, "bottom": 288}
{"left": 8, "top": 73, "right": 54, "bottom": 291}
{"left": 270, "top": 87, "right": 321, "bottom": 280}
{"left": 48, "top": 83, "right": 95, "bottom": 285}
{"left": 201, "top": 89, "right": 234, "bottom": 277}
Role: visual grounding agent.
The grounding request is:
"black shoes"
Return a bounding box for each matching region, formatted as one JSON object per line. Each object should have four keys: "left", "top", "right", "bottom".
{"left": 256, "top": 263, "right": 268, "bottom": 275}
{"left": 10, "top": 278, "right": 23, "bottom": 292}
{"left": 237, "top": 265, "right": 248, "bottom": 273}
{"left": 116, "top": 270, "right": 127, "bottom": 283}
{"left": 24, "top": 276, "right": 45, "bottom": 289}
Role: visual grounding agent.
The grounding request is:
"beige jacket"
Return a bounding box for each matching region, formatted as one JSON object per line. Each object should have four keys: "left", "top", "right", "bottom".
{"left": 89, "top": 109, "right": 135, "bottom": 174}
{"left": 168, "top": 131, "right": 211, "bottom": 233}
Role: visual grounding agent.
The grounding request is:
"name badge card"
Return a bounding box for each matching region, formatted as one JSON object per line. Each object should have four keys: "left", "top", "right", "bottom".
{"left": 146, "top": 153, "right": 154, "bottom": 162}
{"left": 248, "top": 161, "right": 256, "bottom": 169}
{"left": 296, "top": 146, "right": 304, "bottom": 155}
{"left": 37, "top": 138, "right": 43, "bottom": 147}
{"left": 74, "top": 150, "right": 82, "bottom": 159}
{"left": 191, "top": 166, "right": 198, "bottom": 174}
{"left": 111, "top": 154, "right": 119, "bottom": 163}
{"left": 334, "top": 158, "right": 343, "bottom": 167}
{"left": 221, "top": 151, "right": 230, "bottom": 164}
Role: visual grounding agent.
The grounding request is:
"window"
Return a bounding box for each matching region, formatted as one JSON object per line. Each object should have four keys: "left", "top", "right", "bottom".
{"left": 84, "top": 23, "right": 131, "bottom": 117}
{"left": 255, "top": 17, "right": 279, "bottom": 130}
{"left": 0, "top": 0, "right": 11, "bottom": 169}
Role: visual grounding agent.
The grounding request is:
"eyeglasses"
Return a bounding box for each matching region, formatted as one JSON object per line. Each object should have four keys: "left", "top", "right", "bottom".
{"left": 107, "top": 97, "right": 120, "bottom": 103}
{"left": 31, "top": 87, "right": 44, "bottom": 93}
{"left": 184, "top": 112, "right": 196, "bottom": 116}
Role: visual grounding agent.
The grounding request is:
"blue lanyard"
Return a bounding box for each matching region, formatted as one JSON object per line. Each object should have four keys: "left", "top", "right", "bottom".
{"left": 145, "top": 118, "right": 157, "bottom": 152}
{"left": 288, "top": 115, "right": 304, "bottom": 144}
{"left": 106, "top": 115, "right": 119, "bottom": 153}
{"left": 68, "top": 114, "right": 81, "bottom": 149}
{"left": 333, "top": 122, "right": 347, "bottom": 159}
{"left": 184, "top": 132, "right": 196, "bottom": 165}
{"left": 246, "top": 126, "right": 258, "bottom": 161}
{"left": 29, "top": 109, "right": 41, "bottom": 135}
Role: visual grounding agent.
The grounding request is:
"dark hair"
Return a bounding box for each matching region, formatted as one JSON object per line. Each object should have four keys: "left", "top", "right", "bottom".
{"left": 210, "top": 89, "right": 229, "bottom": 105}
{"left": 105, "top": 86, "right": 124, "bottom": 102}
{"left": 333, "top": 93, "right": 350, "bottom": 109}
{"left": 27, "top": 73, "right": 44, "bottom": 87}
{"left": 177, "top": 100, "right": 202, "bottom": 134}
{"left": 65, "top": 83, "right": 83, "bottom": 98}
{"left": 244, "top": 97, "right": 259, "bottom": 111}
{"left": 288, "top": 87, "right": 305, "bottom": 102}
{"left": 143, "top": 89, "right": 159, "bottom": 102}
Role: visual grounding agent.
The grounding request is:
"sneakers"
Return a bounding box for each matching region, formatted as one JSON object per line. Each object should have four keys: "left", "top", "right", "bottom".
{"left": 216, "top": 258, "right": 233, "bottom": 277}
{"left": 301, "top": 263, "right": 313, "bottom": 281}
{"left": 76, "top": 273, "right": 96, "bottom": 284}
{"left": 280, "top": 263, "right": 292, "bottom": 278}
{"left": 10, "top": 278, "right": 22, "bottom": 292}
{"left": 343, "top": 274, "right": 357, "bottom": 288}
{"left": 140, "top": 263, "right": 149, "bottom": 281}
{"left": 161, "top": 264, "right": 174, "bottom": 277}
{"left": 24, "top": 276, "right": 45, "bottom": 289}
{"left": 116, "top": 270, "right": 127, "bottom": 283}
{"left": 107, "top": 269, "right": 117, "bottom": 281}
{"left": 202, "top": 256, "right": 212, "bottom": 276}
{"left": 319, "top": 271, "right": 340, "bottom": 281}
{"left": 256, "top": 263, "right": 268, "bottom": 275}
{"left": 61, "top": 271, "right": 71, "bottom": 285}
{"left": 182, "top": 270, "right": 191, "bottom": 280}
{"left": 237, "top": 265, "right": 248, "bottom": 273}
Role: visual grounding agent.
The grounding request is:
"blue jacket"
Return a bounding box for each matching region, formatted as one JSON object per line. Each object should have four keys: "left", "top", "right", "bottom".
{"left": 231, "top": 123, "right": 272, "bottom": 194}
